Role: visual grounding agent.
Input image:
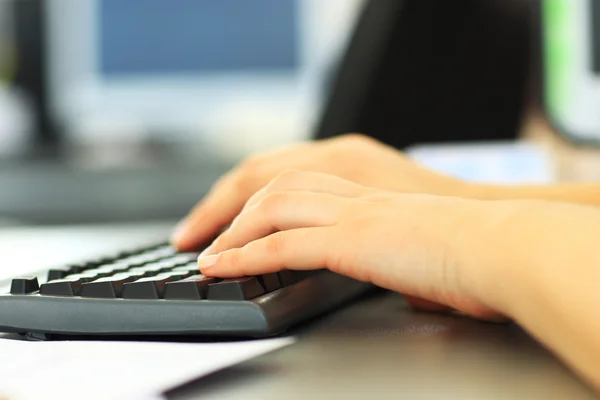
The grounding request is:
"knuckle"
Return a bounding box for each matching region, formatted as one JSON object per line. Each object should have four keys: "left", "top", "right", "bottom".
{"left": 244, "top": 188, "right": 268, "bottom": 210}
{"left": 341, "top": 133, "right": 373, "bottom": 145}
{"left": 232, "top": 155, "right": 264, "bottom": 183}
{"left": 277, "top": 168, "right": 304, "bottom": 182}
{"left": 325, "top": 134, "right": 377, "bottom": 162}
{"left": 325, "top": 251, "right": 346, "bottom": 275}
{"left": 228, "top": 168, "right": 255, "bottom": 195}
{"left": 263, "top": 233, "right": 286, "bottom": 256}
{"left": 258, "top": 191, "right": 290, "bottom": 212}
{"left": 269, "top": 169, "right": 305, "bottom": 189}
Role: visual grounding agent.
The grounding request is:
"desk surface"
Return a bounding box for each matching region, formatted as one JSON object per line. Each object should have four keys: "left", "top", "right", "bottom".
{"left": 169, "top": 293, "right": 598, "bottom": 400}
{"left": 0, "top": 223, "right": 598, "bottom": 399}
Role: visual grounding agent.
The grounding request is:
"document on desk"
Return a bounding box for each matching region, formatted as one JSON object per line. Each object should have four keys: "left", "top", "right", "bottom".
{"left": 0, "top": 337, "right": 294, "bottom": 400}
{"left": 407, "top": 141, "right": 555, "bottom": 184}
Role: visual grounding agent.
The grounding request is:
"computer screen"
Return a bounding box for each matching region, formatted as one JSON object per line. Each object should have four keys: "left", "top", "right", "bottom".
{"left": 99, "top": 1, "right": 298, "bottom": 75}
{"left": 542, "top": 0, "right": 600, "bottom": 142}
{"left": 45, "top": 0, "right": 364, "bottom": 155}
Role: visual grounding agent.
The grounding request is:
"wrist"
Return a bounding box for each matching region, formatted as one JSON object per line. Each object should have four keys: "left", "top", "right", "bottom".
{"left": 444, "top": 199, "right": 523, "bottom": 318}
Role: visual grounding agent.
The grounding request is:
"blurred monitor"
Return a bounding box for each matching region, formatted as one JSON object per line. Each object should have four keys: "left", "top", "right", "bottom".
{"left": 542, "top": 0, "right": 600, "bottom": 143}
{"left": 45, "top": 0, "right": 365, "bottom": 153}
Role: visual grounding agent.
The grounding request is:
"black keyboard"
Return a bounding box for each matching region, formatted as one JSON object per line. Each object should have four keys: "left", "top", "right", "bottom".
{"left": 0, "top": 242, "right": 373, "bottom": 340}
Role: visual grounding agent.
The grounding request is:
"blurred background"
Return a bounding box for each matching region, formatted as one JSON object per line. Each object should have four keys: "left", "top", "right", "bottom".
{"left": 0, "top": 0, "right": 365, "bottom": 225}
{"left": 0, "top": 0, "right": 597, "bottom": 227}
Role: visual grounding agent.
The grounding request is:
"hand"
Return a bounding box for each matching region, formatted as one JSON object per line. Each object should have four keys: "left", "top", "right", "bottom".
{"left": 171, "top": 134, "right": 470, "bottom": 251}
{"left": 197, "top": 170, "right": 506, "bottom": 321}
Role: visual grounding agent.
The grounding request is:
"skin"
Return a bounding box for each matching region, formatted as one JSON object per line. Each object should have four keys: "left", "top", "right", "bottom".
{"left": 172, "top": 134, "right": 600, "bottom": 250}
{"left": 171, "top": 134, "right": 469, "bottom": 250}
{"left": 171, "top": 134, "right": 600, "bottom": 392}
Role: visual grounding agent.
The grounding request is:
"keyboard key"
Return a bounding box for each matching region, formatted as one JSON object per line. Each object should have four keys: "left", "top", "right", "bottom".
{"left": 47, "top": 267, "right": 74, "bottom": 281}
{"left": 65, "top": 263, "right": 92, "bottom": 273}
{"left": 40, "top": 277, "right": 85, "bottom": 296}
{"left": 168, "top": 270, "right": 199, "bottom": 279}
{"left": 170, "top": 253, "right": 199, "bottom": 266}
{"left": 127, "top": 262, "right": 174, "bottom": 277}
{"left": 71, "top": 269, "right": 109, "bottom": 281}
{"left": 114, "top": 242, "right": 158, "bottom": 257}
{"left": 148, "top": 246, "right": 177, "bottom": 259}
{"left": 10, "top": 277, "right": 39, "bottom": 294}
{"left": 152, "top": 258, "right": 180, "bottom": 270}
{"left": 84, "top": 258, "right": 114, "bottom": 268}
{"left": 207, "top": 277, "right": 265, "bottom": 300}
{"left": 156, "top": 259, "right": 184, "bottom": 270}
{"left": 114, "top": 242, "right": 166, "bottom": 258}
{"left": 164, "top": 275, "right": 218, "bottom": 300}
{"left": 138, "top": 242, "right": 169, "bottom": 253}
{"left": 124, "top": 269, "right": 152, "bottom": 278}
{"left": 171, "top": 262, "right": 200, "bottom": 274}
{"left": 163, "top": 271, "right": 195, "bottom": 280}
{"left": 121, "top": 274, "right": 181, "bottom": 299}
{"left": 277, "top": 271, "right": 296, "bottom": 286}
{"left": 80, "top": 273, "right": 144, "bottom": 298}
{"left": 73, "top": 269, "right": 112, "bottom": 281}
{"left": 257, "top": 273, "right": 282, "bottom": 292}
{"left": 122, "top": 255, "right": 156, "bottom": 268}
{"left": 292, "top": 270, "right": 319, "bottom": 281}
{"left": 53, "top": 272, "right": 102, "bottom": 284}
{"left": 115, "top": 249, "right": 136, "bottom": 258}
{"left": 95, "top": 262, "right": 130, "bottom": 275}
{"left": 163, "top": 269, "right": 197, "bottom": 281}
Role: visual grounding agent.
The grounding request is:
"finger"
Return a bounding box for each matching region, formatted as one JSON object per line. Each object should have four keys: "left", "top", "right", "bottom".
{"left": 198, "top": 228, "right": 336, "bottom": 278}
{"left": 206, "top": 191, "right": 349, "bottom": 255}
{"left": 242, "top": 170, "right": 370, "bottom": 213}
{"left": 171, "top": 169, "right": 251, "bottom": 251}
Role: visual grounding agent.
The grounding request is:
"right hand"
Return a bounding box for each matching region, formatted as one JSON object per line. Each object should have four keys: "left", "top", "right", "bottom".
{"left": 171, "top": 134, "right": 471, "bottom": 251}
{"left": 197, "top": 170, "right": 505, "bottom": 320}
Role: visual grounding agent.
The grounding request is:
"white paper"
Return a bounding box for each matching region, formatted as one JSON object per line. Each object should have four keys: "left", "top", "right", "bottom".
{"left": 407, "top": 141, "right": 555, "bottom": 184}
{"left": 0, "top": 337, "right": 294, "bottom": 400}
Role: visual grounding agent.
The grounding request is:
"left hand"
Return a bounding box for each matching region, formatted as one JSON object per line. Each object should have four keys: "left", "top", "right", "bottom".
{"left": 171, "top": 134, "right": 469, "bottom": 251}
{"left": 197, "top": 170, "right": 507, "bottom": 321}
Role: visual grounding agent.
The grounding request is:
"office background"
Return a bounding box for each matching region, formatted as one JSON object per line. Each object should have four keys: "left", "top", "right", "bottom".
{"left": 2, "top": 2, "right": 600, "bottom": 398}
{"left": 0, "top": 0, "right": 595, "bottom": 227}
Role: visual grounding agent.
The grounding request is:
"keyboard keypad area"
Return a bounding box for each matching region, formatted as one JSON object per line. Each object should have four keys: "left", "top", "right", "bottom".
{"left": 11, "top": 243, "right": 305, "bottom": 301}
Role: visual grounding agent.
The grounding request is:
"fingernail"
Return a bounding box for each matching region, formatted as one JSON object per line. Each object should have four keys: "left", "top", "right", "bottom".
{"left": 197, "top": 254, "right": 219, "bottom": 270}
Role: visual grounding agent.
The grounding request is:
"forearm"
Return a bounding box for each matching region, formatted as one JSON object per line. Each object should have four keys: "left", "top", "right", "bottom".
{"left": 464, "top": 182, "right": 600, "bottom": 206}
{"left": 457, "top": 200, "right": 600, "bottom": 391}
